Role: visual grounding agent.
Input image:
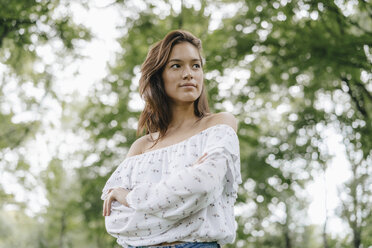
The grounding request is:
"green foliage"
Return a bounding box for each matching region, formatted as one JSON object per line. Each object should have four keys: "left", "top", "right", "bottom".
{"left": 0, "top": 113, "right": 40, "bottom": 149}
{"left": 0, "top": 210, "right": 43, "bottom": 248}
{"left": 1, "top": 0, "right": 371, "bottom": 247}
{"left": 0, "top": 0, "right": 91, "bottom": 151}
{"left": 38, "top": 159, "right": 92, "bottom": 247}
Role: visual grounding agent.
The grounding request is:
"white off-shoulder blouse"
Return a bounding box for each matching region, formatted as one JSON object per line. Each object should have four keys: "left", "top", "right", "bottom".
{"left": 101, "top": 124, "right": 242, "bottom": 247}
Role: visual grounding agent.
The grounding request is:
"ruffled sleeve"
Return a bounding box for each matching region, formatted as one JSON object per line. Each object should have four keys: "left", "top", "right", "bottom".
{"left": 101, "top": 159, "right": 133, "bottom": 200}
{"left": 126, "top": 124, "right": 241, "bottom": 221}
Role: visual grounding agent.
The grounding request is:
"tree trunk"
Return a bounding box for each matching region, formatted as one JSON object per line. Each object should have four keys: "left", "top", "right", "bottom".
{"left": 59, "top": 211, "right": 66, "bottom": 248}
{"left": 322, "top": 166, "right": 329, "bottom": 248}
{"left": 284, "top": 203, "right": 292, "bottom": 248}
{"left": 322, "top": 220, "right": 329, "bottom": 248}
{"left": 353, "top": 228, "right": 361, "bottom": 248}
{"left": 284, "top": 230, "right": 292, "bottom": 248}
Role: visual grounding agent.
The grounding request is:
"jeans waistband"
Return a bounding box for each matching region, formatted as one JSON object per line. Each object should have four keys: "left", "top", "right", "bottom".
{"left": 128, "top": 241, "right": 220, "bottom": 248}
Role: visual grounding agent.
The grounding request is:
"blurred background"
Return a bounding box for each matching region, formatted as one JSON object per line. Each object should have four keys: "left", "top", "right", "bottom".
{"left": 0, "top": 0, "right": 371, "bottom": 247}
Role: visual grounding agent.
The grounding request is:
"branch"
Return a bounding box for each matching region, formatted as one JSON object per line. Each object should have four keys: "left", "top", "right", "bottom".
{"left": 342, "top": 76, "right": 369, "bottom": 119}
{"left": 0, "top": 25, "right": 10, "bottom": 47}
{"left": 93, "top": 0, "right": 121, "bottom": 9}
{"left": 337, "top": 59, "right": 370, "bottom": 70}
{"left": 0, "top": 17, "right": 35, "bottom": 25}
{"left": 320, "top": 16, "right": 339, "bottom": 38}
{"left": 325, "top": 1, "right": 372, "bottom": 35}
{"left": 347, "top": 19, "right": 372, "bottom": 35}
{"left": 360, "top": 0, "right": 372, "bottom": 18}
{"left": 0, "top": 81, "right": 50, "bottom": 149}
{"left": 0, "top": 18, "right": 36, "bottom": 47}
{"left": 9, "top": 126, "right": 32, "bottom": 149}
{"left": 355, "top": 79, "right": 372, "bottom": 102}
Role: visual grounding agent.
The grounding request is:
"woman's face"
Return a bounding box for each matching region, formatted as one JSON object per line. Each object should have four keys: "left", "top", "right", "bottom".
{"left": 162, "top": 42, "right": 203, "bottom": 105}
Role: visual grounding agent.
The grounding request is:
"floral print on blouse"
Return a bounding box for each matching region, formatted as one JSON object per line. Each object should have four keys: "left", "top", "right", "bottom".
{"left": 101, "top": 124, "right": 242, "bottom": 248}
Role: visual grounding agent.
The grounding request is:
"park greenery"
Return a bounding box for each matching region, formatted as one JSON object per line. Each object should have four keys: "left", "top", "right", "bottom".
{"left": 0, "top": 0, "right": 371, "bottom": 247}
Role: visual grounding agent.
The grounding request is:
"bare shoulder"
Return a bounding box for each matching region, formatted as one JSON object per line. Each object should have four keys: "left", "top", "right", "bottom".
{"left": 126, "top": 133, "right": 154, "bottom": 158}
{"left": 204, "top": 112, "right": 238, "bottom": 132}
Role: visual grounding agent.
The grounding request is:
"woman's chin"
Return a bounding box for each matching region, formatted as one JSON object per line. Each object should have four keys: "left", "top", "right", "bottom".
{"left": 173, "top": 93, "right": 201, "bottom": 103}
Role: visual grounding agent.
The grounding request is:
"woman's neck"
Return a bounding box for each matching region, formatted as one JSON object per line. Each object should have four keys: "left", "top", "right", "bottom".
{"left": 168, "top": 103, "right": 199, "bottom": 131}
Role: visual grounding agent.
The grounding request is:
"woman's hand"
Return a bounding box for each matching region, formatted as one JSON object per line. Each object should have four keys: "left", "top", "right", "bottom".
{"left": 103, "top": 188, "right": 131, "bottom": 216}
{"left": 192, "top": 152, "right": 208, "bottom": 167}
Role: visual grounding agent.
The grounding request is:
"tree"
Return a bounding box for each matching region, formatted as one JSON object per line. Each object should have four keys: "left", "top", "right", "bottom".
{"left": 0, "top": 0, "right": 91, "bottom": 149}
{"left": 76, "top": 0, "right": 371, "bottom": 246}
{"left": 338, "top": 140, "right": 372, "bottom": 248}
{"left": 1, "top": 1, "right": 91, "bottom": 247}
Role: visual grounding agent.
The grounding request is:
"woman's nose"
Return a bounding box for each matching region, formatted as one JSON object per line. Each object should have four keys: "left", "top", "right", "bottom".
{"left": 182, "top": 66, "right": 193, "bottom": 80}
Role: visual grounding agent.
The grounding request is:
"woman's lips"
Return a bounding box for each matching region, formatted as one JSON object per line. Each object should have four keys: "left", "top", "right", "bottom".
{"left": 180, "top": 83, "right": 196, "bottom": 88}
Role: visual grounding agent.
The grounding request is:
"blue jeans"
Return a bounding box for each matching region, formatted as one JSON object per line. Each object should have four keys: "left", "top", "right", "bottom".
{"left": 128, "top": 241, "right": 220, "bottom": 248}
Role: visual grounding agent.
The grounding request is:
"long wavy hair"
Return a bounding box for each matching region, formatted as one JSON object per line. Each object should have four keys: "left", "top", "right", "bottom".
{"left": 137, "top": 30, "right": 210, "bottom": 145}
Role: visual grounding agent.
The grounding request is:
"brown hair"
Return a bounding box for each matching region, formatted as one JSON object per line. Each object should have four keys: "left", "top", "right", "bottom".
{"left": 137, "top": 30, "right": 210, "bottom": 145}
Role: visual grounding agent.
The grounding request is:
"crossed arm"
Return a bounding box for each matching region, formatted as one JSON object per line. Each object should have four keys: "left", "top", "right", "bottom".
{"left": 102, "top": 153, "right": 208, "bottom": 216}
{"left": 103, "top": 113, "right": 238, "bottom": 217}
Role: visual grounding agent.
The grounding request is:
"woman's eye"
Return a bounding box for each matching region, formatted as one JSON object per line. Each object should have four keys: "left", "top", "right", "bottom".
{"left": 193, "top": 64, "right": 201, "bottom": 69}
{"left": 171, "top": 64, "right": 180, "bottom": 68}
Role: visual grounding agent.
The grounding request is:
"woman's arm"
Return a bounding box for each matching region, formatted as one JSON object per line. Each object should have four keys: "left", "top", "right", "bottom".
{"left": 125, "top": 123, "right": 239, "bottom": 221}
{"left": 103, "top": 114, "right": 239, "bottom": 219}
{"left": 102, "top": 134, "right": 149, "bottom": 215}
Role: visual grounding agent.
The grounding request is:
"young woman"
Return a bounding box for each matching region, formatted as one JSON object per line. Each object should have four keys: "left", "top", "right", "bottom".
{"left": 102, "top": 30, "right": 242, "bottom": 248}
